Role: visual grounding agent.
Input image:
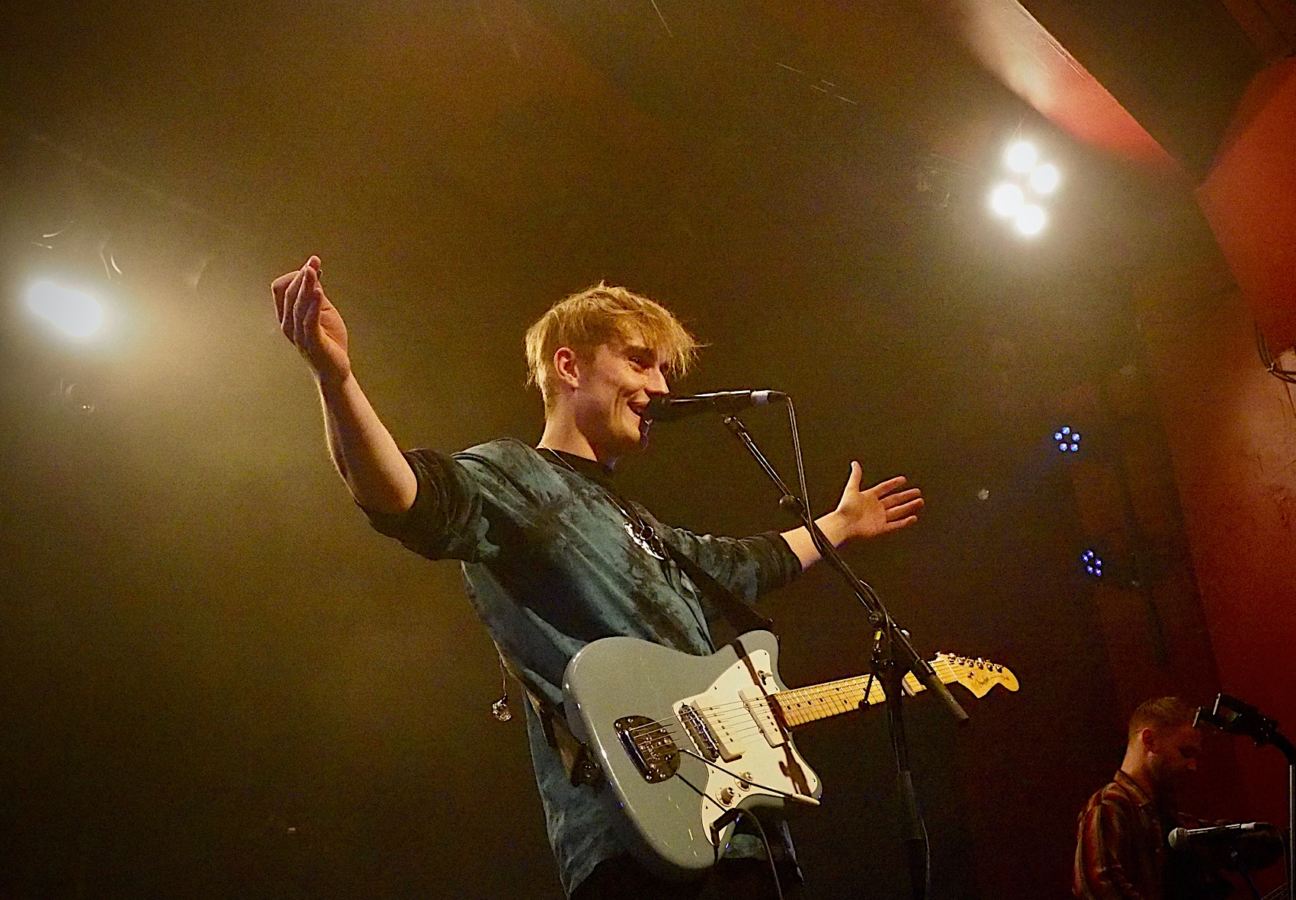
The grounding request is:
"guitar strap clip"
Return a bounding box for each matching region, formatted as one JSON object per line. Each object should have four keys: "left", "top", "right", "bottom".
{"left": 494, "top": 639, "right": 604, "bottom": 789}
{"left": 536, "top": 697, "right": 603, "bottom": 787}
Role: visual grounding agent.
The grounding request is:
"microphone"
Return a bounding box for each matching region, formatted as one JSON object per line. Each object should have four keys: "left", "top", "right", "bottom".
{"left": 644, "top": 390, "right": 787, "bottom": 422}
{"left": 1167, "top": 822, "right": 1272, "bottom": 850}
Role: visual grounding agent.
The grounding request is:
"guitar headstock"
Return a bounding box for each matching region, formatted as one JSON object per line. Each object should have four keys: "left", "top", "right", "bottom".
{"left": 934, "top": 653, "right": 1020, "bottom": 698}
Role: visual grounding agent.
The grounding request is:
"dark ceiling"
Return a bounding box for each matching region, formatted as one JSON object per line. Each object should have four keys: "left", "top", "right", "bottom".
{"left": 0, "top": 2, "right": 1263, "bottom": 897}
{"left": 0, "top": 1, "right": 1209, "bottom": 454}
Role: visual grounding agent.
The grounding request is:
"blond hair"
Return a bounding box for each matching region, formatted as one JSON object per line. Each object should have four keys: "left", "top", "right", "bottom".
{"left": 524, "top": 282, "right": 700, "bottom": 410}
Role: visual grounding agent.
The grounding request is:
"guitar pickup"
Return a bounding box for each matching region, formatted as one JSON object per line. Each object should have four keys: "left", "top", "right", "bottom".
{"left": 740, "top": 690, "right": 787, "bottom": 749}
{"left": 686, "top": 703, "right": 743, "bottom": 763}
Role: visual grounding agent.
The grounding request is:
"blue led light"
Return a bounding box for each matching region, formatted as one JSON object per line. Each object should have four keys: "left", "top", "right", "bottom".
{"left": 1055, "top": 425, "right": 1082, "bottom": 454}
{"left": 1080, "top": 548, "right": 1104, "bottom": 578}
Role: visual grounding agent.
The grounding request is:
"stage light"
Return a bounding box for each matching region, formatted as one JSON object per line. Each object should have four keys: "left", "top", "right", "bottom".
{"left": 1013, "top": 204, "right": 1047, "bottom": 237}
{"left": 25, "top": 279, "right": 106, "bottom": 340}
{"left": 1004, "top": 140, "right": 1038, "bottom": 173}
{"left": 988, "top": 182, "right": 1025, "bottom": 218}
{"left": 1029, "top": 163, "right": 1060, "bottom": 194}
{"left": 988, "top": 136, "right": 1062, "bottom": 239}
{"left": 1053, "top": 426, "right": 1081, "bottom": 453}
{"left": 1080, "top": 548, "right": 1104, "bottom": 578}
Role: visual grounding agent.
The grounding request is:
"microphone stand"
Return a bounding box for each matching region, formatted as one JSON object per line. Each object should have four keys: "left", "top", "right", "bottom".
{"left": 1199, "top": 694, "right": 1296, "bottom": 898}
{"left": 722, "top": 409, "right": 968, "bottom": 900}
{"left": 1230, "top": 848, "right": 1263, "bottom": 900}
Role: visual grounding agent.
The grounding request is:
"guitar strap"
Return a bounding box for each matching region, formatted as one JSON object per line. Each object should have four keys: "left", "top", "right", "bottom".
{"left": 663, "top": 541, "right": 774, "bottom": 637}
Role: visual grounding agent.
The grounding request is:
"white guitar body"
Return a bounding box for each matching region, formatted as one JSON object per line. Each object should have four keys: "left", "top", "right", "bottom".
{"left": 562, "top": 631, "right": 819, "bottom": 881}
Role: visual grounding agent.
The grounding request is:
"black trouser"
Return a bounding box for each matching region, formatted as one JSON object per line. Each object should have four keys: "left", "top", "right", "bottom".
{"left": 572, "top": 855, "right": 802, "bottom": 900}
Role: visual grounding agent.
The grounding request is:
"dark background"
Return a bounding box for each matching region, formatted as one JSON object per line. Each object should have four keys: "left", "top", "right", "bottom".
{"left": 0, "top": 3, "right": 1250, "bottom": 896}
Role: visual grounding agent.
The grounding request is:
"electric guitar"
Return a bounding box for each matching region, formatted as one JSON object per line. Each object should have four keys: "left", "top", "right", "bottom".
{"left": 561, "top": 630, "right": 1018, "bottom": 880}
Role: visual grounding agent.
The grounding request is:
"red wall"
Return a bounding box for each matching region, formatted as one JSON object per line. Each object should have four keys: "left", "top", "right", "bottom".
{"left": 1197, "top": 59, "right": 1296, "bottom": 353}
{"left": 1175, "top": 59, "right": 1296, "bottom": 825}
{"left": 1136, "top": 257, "right": 1296, "bottom": 829}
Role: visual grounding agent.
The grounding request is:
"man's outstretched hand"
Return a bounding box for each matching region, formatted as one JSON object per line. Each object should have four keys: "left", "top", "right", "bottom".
{"left": 831, "top": 462, "right": 923, "bottom": 542}
{"left": 272, "top": 256, "right": 351, "bottom": 384}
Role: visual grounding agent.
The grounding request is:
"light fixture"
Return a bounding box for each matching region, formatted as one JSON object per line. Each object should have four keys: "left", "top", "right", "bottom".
{"left": 1053, "top": 425, "right": 1082, "bottom": 453}
{"left": 1014, "top": 205, "right": 1047, "bottom": 238}
{"left": 988, "top": 136, "right": 1063, "bottom": 239}
{"left": 1029, "top": 163, "right": 1060, "bottom": 195}
{"left": 24, "top": 279, "right": 107, "bottom": 341}
{"left": 988, "top": 182, "right": 1025, "bottom": 218}
{"left": 1004, "top": 140, "right": 1038, "bottom": 173}
{"left": 1080, "top": 548, "right": 1104, "bottom": 578}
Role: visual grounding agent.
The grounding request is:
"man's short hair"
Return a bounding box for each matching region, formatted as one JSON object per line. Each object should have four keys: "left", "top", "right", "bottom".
{"left": 1127, "top": 696, "right": 1197, "bottom": 740}
{"left": 524, "top": 282, "right": 700, "bottom": 410}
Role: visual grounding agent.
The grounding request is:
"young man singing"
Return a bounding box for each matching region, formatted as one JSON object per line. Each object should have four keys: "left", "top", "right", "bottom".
{"left": 272, "top": 256, "right": 923, "bottom": 897}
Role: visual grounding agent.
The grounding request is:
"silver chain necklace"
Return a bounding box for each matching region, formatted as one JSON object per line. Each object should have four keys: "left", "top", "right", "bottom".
{"left": 540, "top": 447, "right": 668, "bottom": 561}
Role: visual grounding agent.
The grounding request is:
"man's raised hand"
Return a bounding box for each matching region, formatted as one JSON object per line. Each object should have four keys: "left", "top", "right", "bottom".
{"left": 833, "top": 461, "right": 924, "bottom": 542}
{"left": 272, "top": 256, "right": 351, "bottom": 384}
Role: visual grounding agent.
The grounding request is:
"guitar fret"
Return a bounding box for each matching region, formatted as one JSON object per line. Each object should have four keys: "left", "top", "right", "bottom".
{"left": 768, "top": 654, "right": 1016, "bottom": 728}
{"left": 776, "top": 669, "right": 941, "bottom": 726}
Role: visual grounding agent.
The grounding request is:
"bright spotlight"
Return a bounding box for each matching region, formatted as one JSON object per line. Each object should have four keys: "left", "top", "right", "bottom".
{"left": 25, "top": 280, "right": 106, "bottom": 340}
{"left": 988, "top": 135, "right": 1062, "bottom": 239}
{"left": 1013, "top": 204, "right": 1047, "bottom": 237}
{"left": 1026, "top": 164, "right": 1057, "bottom": 195}
{"left": 988, "top": 182, "right": 1025, "bottom": 218}
{"left": 1029, "top": 163, "right": 1061, "bottom": 194}
{"left": 1004, "top": 140, "right": 1038, "bottom": 173}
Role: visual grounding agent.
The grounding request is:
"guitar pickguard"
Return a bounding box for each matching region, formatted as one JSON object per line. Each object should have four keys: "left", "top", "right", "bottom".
{"left": 563, "top": 630, "right": 826, "bottom": 880}
{"left": 674, "top": 646, "right": 821, "bottom": 847}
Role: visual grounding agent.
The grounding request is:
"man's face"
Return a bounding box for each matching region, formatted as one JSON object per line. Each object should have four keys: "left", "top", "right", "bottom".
{"left": 571, "top": 338, "right": 669, "bottom": 458}
{"left": 1147, "top": 723, "right": 1203, "bottom": 794}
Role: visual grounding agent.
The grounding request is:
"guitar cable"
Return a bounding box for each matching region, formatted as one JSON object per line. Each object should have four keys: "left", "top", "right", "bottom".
{"left": 673, "top": 766, "right": 786, "bottom": 900}
{"left": 676, "top": 748, "right": 820, "bottom": 806}
{"left": 735, "top": 807, "right": 786, "bottom": 900}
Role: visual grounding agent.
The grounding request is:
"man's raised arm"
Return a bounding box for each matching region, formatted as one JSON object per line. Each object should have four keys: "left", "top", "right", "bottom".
{"left": 272, "top": 256, "right": 417, "bottom": 515}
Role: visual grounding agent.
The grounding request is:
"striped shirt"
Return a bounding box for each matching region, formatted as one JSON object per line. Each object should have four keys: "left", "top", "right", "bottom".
{"left": 1073, "top": 770, "right": 1170, "bottom": 899}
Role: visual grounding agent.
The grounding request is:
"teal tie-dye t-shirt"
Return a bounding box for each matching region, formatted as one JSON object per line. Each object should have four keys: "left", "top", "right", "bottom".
{"left": 366, "top": 438, "right": 801, "bottom": 896}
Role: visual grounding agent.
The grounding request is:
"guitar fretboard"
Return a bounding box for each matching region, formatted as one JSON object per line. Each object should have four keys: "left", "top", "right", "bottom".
{"left": 771, "top": 659, "right": 963, "bottom": 728}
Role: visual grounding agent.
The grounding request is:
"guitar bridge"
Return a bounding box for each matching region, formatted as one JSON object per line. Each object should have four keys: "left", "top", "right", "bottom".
{"left": 678, "top": 703, "right": 721, "bottom": 763}
{"left": 615, "top": 716, "right": 679, "bottom": 783}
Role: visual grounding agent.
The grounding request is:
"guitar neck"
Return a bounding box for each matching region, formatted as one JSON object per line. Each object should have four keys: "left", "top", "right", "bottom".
{"left": 772, "top": 662, "right": 955, "bottom": 728}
